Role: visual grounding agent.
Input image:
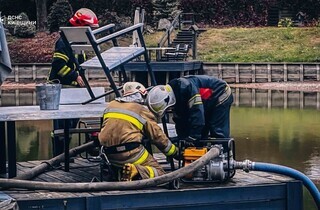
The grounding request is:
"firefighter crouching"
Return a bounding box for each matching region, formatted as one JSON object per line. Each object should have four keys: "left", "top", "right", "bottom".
{"left": 147, "top": 75, "right": 233, "bottom": 145}
{"left": 98, "top": 82, "right": 179, "bottom": 181}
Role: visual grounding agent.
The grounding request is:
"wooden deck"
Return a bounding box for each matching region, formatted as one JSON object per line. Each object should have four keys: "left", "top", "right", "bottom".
{"left": 1, "top": 154, "right": 303, "bottom": 210}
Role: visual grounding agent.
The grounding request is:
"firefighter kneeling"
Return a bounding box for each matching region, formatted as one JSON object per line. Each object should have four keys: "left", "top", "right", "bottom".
{"left": 98, "top": 82, "right": 179, "bottom": 181}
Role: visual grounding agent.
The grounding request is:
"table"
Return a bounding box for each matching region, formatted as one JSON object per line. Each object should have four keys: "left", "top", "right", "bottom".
{"left": 0, "top": 103, "right": 107, "bottom": 178}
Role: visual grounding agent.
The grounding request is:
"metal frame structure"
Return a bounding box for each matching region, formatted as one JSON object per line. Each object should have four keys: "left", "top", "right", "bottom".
{"left": 60, "top": 23, "right": 156, "bottom": 103}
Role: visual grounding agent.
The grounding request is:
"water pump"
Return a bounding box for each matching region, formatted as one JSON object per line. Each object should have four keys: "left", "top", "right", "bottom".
{"left": 179, "top": 138, "right": 236, "bottom": 182}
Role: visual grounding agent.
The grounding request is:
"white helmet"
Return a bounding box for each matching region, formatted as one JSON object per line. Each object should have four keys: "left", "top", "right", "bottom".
{"left": 147, "top": 84, "right": 176, "bottom": 117}
{"left": 123, "top": 82, "right": 147, "bottom": 97}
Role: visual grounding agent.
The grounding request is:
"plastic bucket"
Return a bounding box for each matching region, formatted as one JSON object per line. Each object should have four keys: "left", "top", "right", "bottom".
{"left": 36, "top": 83, "right": 61, "bottom": 110}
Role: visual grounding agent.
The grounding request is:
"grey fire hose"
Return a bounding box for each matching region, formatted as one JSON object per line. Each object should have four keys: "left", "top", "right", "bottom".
{"left": 0, "top": 145, "right": 221, "bottom": 192}
{"left": 15, "top": 141, "right": 96, "bottom": 180}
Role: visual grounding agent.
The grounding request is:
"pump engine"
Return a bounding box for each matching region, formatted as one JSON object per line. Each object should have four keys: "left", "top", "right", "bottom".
{"left": 179, "top": 138, "right": 235, "bottom": 182}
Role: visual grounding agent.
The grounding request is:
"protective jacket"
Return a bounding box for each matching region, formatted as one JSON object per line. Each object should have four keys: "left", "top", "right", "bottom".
{"left": 48, "top": 37, "right": 85, "bottom": 86}
{"left": 98, "top": 100, "right": 177, "bottom": 179}
{"left": 168, "top": 75, "right": 233, "bottom": 140}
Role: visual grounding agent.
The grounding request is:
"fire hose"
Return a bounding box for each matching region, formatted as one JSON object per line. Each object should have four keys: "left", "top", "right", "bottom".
{"left": 0, "top": 145, "right": 221, "bottom": 191}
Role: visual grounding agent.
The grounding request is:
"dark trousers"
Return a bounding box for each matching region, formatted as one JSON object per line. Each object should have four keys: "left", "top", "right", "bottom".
{"left": 52, "top": 119, "right": 79, "bottom": 156}
{"left": 202, "top": 93, "right": 234, "bottom": 138}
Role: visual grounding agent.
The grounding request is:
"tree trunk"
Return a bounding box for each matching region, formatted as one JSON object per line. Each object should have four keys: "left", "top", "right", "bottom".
{"left": 36, "top": 0, "right": 48, "bottom": 31}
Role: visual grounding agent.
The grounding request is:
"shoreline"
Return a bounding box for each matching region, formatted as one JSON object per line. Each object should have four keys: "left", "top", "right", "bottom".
{"left": 1, "top": 81, "right": 320, "bottom": 92}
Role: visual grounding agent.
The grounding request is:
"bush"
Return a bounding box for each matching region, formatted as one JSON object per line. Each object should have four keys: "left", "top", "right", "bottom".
{"left": 278, "top": 18, "right": 293, "bottom": 27}
{"left": 47, "top": 0, "right": 73, "bottom": 33}
{"left": 13, "top": 12, "right": 36, "bottom": 38}
{"left": 178, "top": 0, "right": 272, "bottom": 26}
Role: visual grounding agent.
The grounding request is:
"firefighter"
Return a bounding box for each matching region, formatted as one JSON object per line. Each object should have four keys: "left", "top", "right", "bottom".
{"left": 48, "top": 8, "right": 99, "bottom": 86}
{"left": 98, "top": 82, "right": 179, "bottom": 181}
{"left": 48, "top": 8, "right": 99, "bottom": 156}
{"left": 146, "top": 75, "right": 233, "bottom": 144}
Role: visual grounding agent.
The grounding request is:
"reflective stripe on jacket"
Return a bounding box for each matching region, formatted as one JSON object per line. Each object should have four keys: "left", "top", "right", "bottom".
{"left": 48, "top": 38, "right": 84, "bottom": 86}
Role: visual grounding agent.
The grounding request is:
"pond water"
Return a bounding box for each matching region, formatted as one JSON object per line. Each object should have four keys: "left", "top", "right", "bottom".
{"left": 1, "top": 88, "right": 319, "bottom": 209}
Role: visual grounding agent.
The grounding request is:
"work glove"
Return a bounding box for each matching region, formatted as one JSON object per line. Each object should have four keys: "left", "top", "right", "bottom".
{"left": 184, "top": 136, "right": 197, "bottom": 147}
{"left": 172, "top": 147, "right": 184, "bottom": 161}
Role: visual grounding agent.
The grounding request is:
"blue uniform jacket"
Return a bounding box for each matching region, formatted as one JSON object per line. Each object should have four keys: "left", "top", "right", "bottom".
{"left": 168, "top": 75, "right": 229, "bottom": 140}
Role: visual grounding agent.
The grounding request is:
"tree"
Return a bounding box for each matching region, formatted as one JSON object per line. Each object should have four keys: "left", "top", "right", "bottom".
{"left": 47, "top": 0, "right": 73, "bottom": 33}
{"left": 35, "top": 0, "right": 48, "bottom": 31}
{"left": 153, "top": 0, "right": 178, "bottom": 22}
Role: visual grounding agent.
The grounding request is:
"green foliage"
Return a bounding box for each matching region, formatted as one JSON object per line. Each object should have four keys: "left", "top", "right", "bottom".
{"left": 13, "top": 12, "right": 36, "bottom": 38}
{"left": 278, "top": 18, "right": 293, "bottom": 27}
{"left": 47, "top": 0, "right": 73, "bottom": 33}
{"left": 153, "top": 0, "right": 178, "bottom": 21}
{"left": 178, "top": 0, "right": 272, "bottom": 26}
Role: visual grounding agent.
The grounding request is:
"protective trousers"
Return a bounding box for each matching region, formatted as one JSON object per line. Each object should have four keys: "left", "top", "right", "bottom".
{"left": 110, "top": 150, "right": 166, "bottom": 180}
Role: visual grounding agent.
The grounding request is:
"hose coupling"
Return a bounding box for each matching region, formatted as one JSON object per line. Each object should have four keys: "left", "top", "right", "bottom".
{"left": 233, "top": 159, "right": 254, "bottom": 172}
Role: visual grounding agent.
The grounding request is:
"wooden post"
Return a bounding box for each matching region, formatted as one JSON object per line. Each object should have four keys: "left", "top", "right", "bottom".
{"left": 283, "top": 63, "right": 288, "bottom": 82}
{"left": 316, "top": 64, "right": 320, "bottom": 81}
{"left": 252, "top": 64, "right": 256, "bottom": 83}
{"left": 235, "top": 64, "right": 239, "bottom": 83}
{"left": 300, "top": 64, "right": 304, "bottom": 81}
{"left": 32, "top": 64, "right": 36, "bottom": 80}
{"left": 267, "top": 64, "right": 271, "bottom": 82}
{"left": 218, "top": 64, "right": 222, "bottom": 79}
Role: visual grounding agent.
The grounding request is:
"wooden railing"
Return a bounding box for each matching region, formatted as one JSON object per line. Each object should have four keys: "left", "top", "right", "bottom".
{"left": 204, "top": 62, "right": 320, "bottom": 83}
{"left": 5, "top": 62, "right": 320, "bottom": 84}
{"left": 157, "top": 11, "right": 182, "bottom": 47}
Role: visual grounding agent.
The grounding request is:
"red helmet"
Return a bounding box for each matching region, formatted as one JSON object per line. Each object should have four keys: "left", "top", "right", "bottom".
{"left": 69, "top": 8, "right": 99, "bottom": 27}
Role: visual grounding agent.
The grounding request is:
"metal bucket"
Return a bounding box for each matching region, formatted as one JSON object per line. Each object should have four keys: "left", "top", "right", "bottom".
{"left": 36, "top": 83, "right": 61, "bottom": 110}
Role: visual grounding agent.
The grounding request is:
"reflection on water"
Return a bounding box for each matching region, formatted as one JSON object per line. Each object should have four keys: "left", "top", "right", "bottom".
{"left": 1, "top": 88, "right": 319, "bottom": 209}
{"left": 16, "top": 120, "right": 53, "bottom": 161}
{"left": 231, "top": 107, "right": 320, "bottom": 210}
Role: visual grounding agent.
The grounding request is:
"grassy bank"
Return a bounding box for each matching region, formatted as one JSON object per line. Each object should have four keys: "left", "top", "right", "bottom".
{"left": 7, "top": 27, "right": 320, "bottom": 63}
{"left": 145, "top": 27, "right": 320, "bottom": 63}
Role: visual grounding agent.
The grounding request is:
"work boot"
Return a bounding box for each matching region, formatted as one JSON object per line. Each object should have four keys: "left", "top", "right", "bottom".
{"left": 121, "top": 163, "right": 138, "bottom": 181}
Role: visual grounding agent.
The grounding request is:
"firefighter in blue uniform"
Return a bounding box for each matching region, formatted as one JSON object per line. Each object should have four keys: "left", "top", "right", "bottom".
{"left": 147, "top": 75, "right": 233, "bottom": 143}
{"left": 47, "top": 8, "right": 99, "bottom": 156}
